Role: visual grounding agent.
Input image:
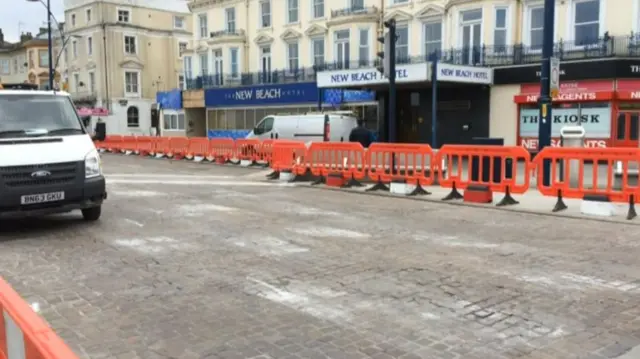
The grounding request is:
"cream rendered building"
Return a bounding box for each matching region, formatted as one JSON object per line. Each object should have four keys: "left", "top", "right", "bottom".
{"left": 62, "top": 0, "right": 192, "bottom": 135}
{"left": 0, "top": 29, "right": 61, "bottom": 88}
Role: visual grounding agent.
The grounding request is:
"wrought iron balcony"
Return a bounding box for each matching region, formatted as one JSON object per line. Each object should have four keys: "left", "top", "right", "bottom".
{"left": 328, "top": 6, "right": 378, "bottom": 26}
{"left": 185, "top": 33, "right": 640, "bottom": 90}
{"left": 207, "top": 29, "right": 246, "bottom": 44}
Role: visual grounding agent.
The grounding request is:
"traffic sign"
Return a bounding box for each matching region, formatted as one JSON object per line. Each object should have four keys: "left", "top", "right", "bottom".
{"left": 550, "top": 57, "right": 560, "bottom": 97}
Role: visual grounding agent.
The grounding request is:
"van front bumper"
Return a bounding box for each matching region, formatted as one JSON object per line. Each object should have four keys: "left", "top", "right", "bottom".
{"left": 0, "top": 175, "right": 107, "bottom": 219}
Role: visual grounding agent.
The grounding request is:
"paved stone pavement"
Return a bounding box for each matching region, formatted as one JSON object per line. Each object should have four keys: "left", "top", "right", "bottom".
{"left": 1, "top": 154, "right": 640, "bottom": 359}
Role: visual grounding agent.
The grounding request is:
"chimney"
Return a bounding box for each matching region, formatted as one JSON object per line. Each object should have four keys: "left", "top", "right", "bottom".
{"left": 20, "top": 32, "right": 33, "bottom": 42}
{"left": 39, "top": 27, "right": 47, "bottom": 36}
{"left": 0, "top": 29, "right": 4, "bottom": 45}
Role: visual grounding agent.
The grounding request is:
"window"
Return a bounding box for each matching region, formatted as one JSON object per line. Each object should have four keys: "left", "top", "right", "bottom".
{"left": 312, "top": 38, "right": 325, "bottom": 66}
{"left": 226, "top": 8, "right": 236, "bottom": 32}
{"left": 287, "top": 0, "right": 299, "bottom": 23}
{"left": 494, "top": 7, "right": 508, "bottom": 52}
{"left": 87, "top": 37, "right": 93, "bottom": 55}
{"left": 89, "top": 72, "right": 95, "bottom": 93}
{"left": 124, "top": 36, "right": 137, "bottom": 54}
{"left": 72, "top": 40, "right": 78, "bottom": 58}
{"left": 12, "top": 58, "right": 17, "bottom": 73}
{"left": 396, "top": 25, "right": 409, "bottom": 62}
{"left": 460, "top": 9, "right": 482, "bottom": 64}
{"left": 118, "top": 9, "right": 130, "bottom": 23}
{"left": 573, "top": 0, "right": 600, "bottom": 45}
{"left": 127, "top": 106, "right": 139, "bottom": 127}
{"left": 184, "top": 55, "right": 193, "bottom": 78}
{"left": 179, "top": 42, "right": 188, "bottom": 56}
{"left": 124, "top": 71, "right": 139, "bottom": 95}
{"left": 391, "top": 0, "right": 408, "bottom": 3}
{"left": 163, "top": 112, "right": 186, "bottom": 131}
{"left": 174, "top": 16, "right": 185, "bottom": 29}
{"left": 38, "top": 50, "right": 49, "bottom": 67}
{"left": 254, "top": 116, "right": 274, "bottom": 135}
{"left": 287, "top": 42, "right": 299, "bottom": 73}
{"left": 351, "top": 0, "right": 364, "bottom": 9}
{"left": 528, "top": 6, "right": 544, "bottom": 50}
{"left": 199, "top": 52, "right": 208, "bottom": 75}
{"left": 0, "top": 60, "right": 9, "bottom": 75}
{"left": 358, "top": 28, "right": 369, "bottom": 66}
{"left": 312, "top": 0, "right": 324, "bottom": 18}
{"left": 213, "top": 50, "right": 223, "bottom": 84}
{"left": 230, "top": 48, "right": 239, "bottom": 78}
{"left": 260, "top": 46, "right": 272, "bottom": 82}
{"left": 334, "top": 30, "right": 350, "bottom": 69}
{"left": 86, "top": 9, "right": 91, "bottom": 22}
{"left": 73, "top": 73, "right": 80, "bottom": 91}
{"left": 71, "top": 14, "right": 76, "bottom": 26}
{"left": 63, "top": 49, "right": 68, "bottom": 65}
{"left": 260, "top": 0, "right": 271, "bottom": 27}
{"left": 198, "top": 14, "right": 208, "bottom": 38}
{"left": 179, "top": 75, "right": 185, "bottom": 89}
{"left": 423, "top": 21, "right": 442, "bottom": 59}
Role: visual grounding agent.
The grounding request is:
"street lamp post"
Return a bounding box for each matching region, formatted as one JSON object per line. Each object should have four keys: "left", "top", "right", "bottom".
{"left": 537, "top": 0, "right": 556, "bottom": 186}
{"left": 26, "top": 0, "right": 54, "bottom": 90}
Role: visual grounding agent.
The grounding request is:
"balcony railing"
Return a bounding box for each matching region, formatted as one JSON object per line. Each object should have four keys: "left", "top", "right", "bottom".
{"left": 185, "top": 33, "right": 640, "bottom": 90}
{"left": 209, "top": 29, "right": 245, "bottom": 38}
{"left": 330, "top": 6, "right": 378, "bottom": 18}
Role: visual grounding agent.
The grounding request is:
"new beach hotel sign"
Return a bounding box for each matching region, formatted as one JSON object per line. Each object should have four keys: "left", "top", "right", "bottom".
{"left": 316, "top": 62, "right": 493, "bottom": 88}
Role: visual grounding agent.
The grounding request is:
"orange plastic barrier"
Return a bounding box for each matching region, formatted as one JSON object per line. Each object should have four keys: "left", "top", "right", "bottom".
{"left": 209, "top": 138, "right": 236, "bottom": 164}
{"left": 119, "top": 136, "right": 137, "bottom": 152}
{"left": 168, "top": 137, "right": 190, "bottom": 159}
{"left": 105, "top": 135, "right": 122, "bottom": 152}
{"left": 366, "top": 143, "right": 435, "bottom": 194}
{"left": 305, "top": 142, "right": 366, "bottom": 186}
{"left": 270, "top": 141, "right": 308, "bottom": 176}
{"left": 533, "top": 147, "right": 640, "bottom": 218}
{"left": 235, "top": 139, "right": 261, "bottom": 163}
{"left": 0, "top": 277, "right": 79, "bottom": 359}
{"left": 135, "top": 136, "right": 156, "bottom": 156}
{"left": 437, "top": 145, "right": 531, "bottom": 205}
{"left": 154, "top": 137, "right": 171, "bottom": 156}
{"left": 256, "top": 139, "right": 274, "bottom": 165}
{"left": 185, "top": 137, "right": 210, "bottom": 159}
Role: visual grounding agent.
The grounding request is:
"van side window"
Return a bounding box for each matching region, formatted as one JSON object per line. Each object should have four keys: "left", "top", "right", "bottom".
{"left": 254, "top": 116, "right": 274, "bottom": 135}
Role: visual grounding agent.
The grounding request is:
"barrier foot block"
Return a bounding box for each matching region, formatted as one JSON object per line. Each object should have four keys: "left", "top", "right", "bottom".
{"left": 628, "top": 196, "right": 637, "bottom": 220}
{"left": 496, "top": 187, "right": 519, "bottom": 207}
{"left": 552, "top": 190, "right": 568, "bottom": 212}
{"left": 326, "top": 174, "right": 345, "bottom": 187}
{"left": 266, "top": 171, "right": 280, "bottom": 180}
{"left": 408, "top": 183, "right": 430, "bottom": 196}
{"left": 311, "top": 177, "right": 326, "bottom": 186}
{"left": 442, "top": 184, "right": 463, "bottom": 201}
{"left": 366, "top": 181, "right": 389, "bottom": 192}
{"left": 342, "top": 175, "right": 363, "bottom": 188}
{"left": 463, "top": 185, "right": 493, "bottom": 204}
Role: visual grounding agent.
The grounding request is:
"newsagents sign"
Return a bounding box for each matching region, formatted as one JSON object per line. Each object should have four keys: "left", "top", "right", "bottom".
{"left": 316, "top": 63, "right": 429, "bottom": 88}
{"left": 437, "top": 63, "right": 493, "bottom": 84}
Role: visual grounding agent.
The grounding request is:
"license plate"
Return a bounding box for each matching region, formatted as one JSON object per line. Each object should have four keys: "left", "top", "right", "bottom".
{"left": 20, "top": 192, "right": 65, "bottom": 205}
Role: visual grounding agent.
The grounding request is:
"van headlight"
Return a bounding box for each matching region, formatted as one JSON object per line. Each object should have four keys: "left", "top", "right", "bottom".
{"left": 85, "top": 149, "right": 102, "bottom": 178}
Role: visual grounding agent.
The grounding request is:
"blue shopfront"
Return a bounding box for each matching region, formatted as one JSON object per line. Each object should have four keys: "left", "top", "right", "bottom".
{"left": 204, "top": 82, "right": 376, "bottom": 138}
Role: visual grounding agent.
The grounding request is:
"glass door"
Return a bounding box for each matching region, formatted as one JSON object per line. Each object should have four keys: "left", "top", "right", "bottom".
{"left": 613, "top": 112, "right": 640, "bottom": 147}
{"left": 213, "top": 50, "right": 223, "bottom": 86}
{"left": 260, "top": 46, "right": 272, "bottom": 83}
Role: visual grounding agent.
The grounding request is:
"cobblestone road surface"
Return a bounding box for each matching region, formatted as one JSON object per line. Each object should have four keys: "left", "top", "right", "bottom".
{"left": 1, "top": 155, "right": 640, "bottom": 359}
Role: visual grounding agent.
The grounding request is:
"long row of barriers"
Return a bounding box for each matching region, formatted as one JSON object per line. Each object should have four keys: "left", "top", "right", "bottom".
{"left": 0, "top": 277, "right": 78, "bottom": 359}
{"left": 98, "top": 135, "right": 640, "bottom": 220}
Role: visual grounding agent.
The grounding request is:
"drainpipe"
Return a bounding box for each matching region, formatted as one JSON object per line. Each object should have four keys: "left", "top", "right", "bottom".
{"left": 244, "top": 0, "right": 249, "bottom": 77}
{"left": 101, "top": 0, "right": 110, "bottom": 111}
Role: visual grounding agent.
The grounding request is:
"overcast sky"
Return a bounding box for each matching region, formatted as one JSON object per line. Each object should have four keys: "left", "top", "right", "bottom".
{"left": 1, "top": 0, "right": 64, "bottom": 42}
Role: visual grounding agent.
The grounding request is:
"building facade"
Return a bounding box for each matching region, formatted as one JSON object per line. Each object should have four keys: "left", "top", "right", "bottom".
{"left": 62, "top": 0, "right": 192, "bottom": 135}
{"left": 0, "top": 29, "right": 60, "bottom": 88}
{"left": 185, "top": 0, "right": 640, "bottom": 147}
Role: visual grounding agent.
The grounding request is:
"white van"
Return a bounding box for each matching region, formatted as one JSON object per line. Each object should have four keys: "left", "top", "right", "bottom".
{"left": 246, "top": 111, "right": 358, "bottom": 142}
{"left": 0, "top": 83, "right": 106, "bottom": 220}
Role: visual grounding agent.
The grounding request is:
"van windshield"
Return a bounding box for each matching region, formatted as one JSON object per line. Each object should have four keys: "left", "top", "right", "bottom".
{"left": 0, "top": 94, "right": 85, "bottom": 137}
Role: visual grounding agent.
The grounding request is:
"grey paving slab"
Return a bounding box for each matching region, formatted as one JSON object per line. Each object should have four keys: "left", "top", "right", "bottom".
{"left": 0, "top": 154, "right": 638, "bottom": 359}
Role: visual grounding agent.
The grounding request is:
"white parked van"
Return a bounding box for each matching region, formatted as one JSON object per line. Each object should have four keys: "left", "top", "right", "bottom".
{"left": 246, "top": 111, "right": 358, "bottom": 142}
{"left": 0, "top": 83, "right": 106, "bottom": 220}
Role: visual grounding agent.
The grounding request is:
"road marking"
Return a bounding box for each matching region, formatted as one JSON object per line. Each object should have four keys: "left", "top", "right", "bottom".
{"left": 112, "top": 236, "right": 195, "bottom": 254}
{"left": 124, "top": 219, "right": 144, "bottom": 227}
{"left": 107, "top": 179, "right": 280, "bottom": 186}
{"left": 176, "top": 204, "right": 237, "bottom": 217}
{"left": 288, "top": 226, "right": 371, "bottom": 239}
{"left": 110, "top": 190, "right": 165, "bottom": 197}
{"left": 106, "top": 173, "right": 236, "bottom": 179}
{"left": 232, "top": 236, "right": 309, "bottom": 256}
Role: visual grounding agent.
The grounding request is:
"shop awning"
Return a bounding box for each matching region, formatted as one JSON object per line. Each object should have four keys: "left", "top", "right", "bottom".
{"left": 513, "top": 80, "right": 615, "bottom": 104}
{"left": 77, "top": 107, "right": 109, "bottom": 116}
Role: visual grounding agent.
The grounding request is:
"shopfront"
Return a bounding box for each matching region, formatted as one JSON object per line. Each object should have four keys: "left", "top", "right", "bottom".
{"left": 493, "top": 59, "right": 640, "bottom": 149}
{"left": 316, "top": 62, "right": 493, "bottom": 145}
{"left": 156, "top": 89, "right": 189, "bottom": 137}
{"left": 204, "top": 82, "right": 377, "bottom": 138}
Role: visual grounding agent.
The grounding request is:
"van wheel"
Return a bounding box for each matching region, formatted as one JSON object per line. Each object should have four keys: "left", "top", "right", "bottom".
{"left": 82, "top": 206, "right": 102, "bottom": 221}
